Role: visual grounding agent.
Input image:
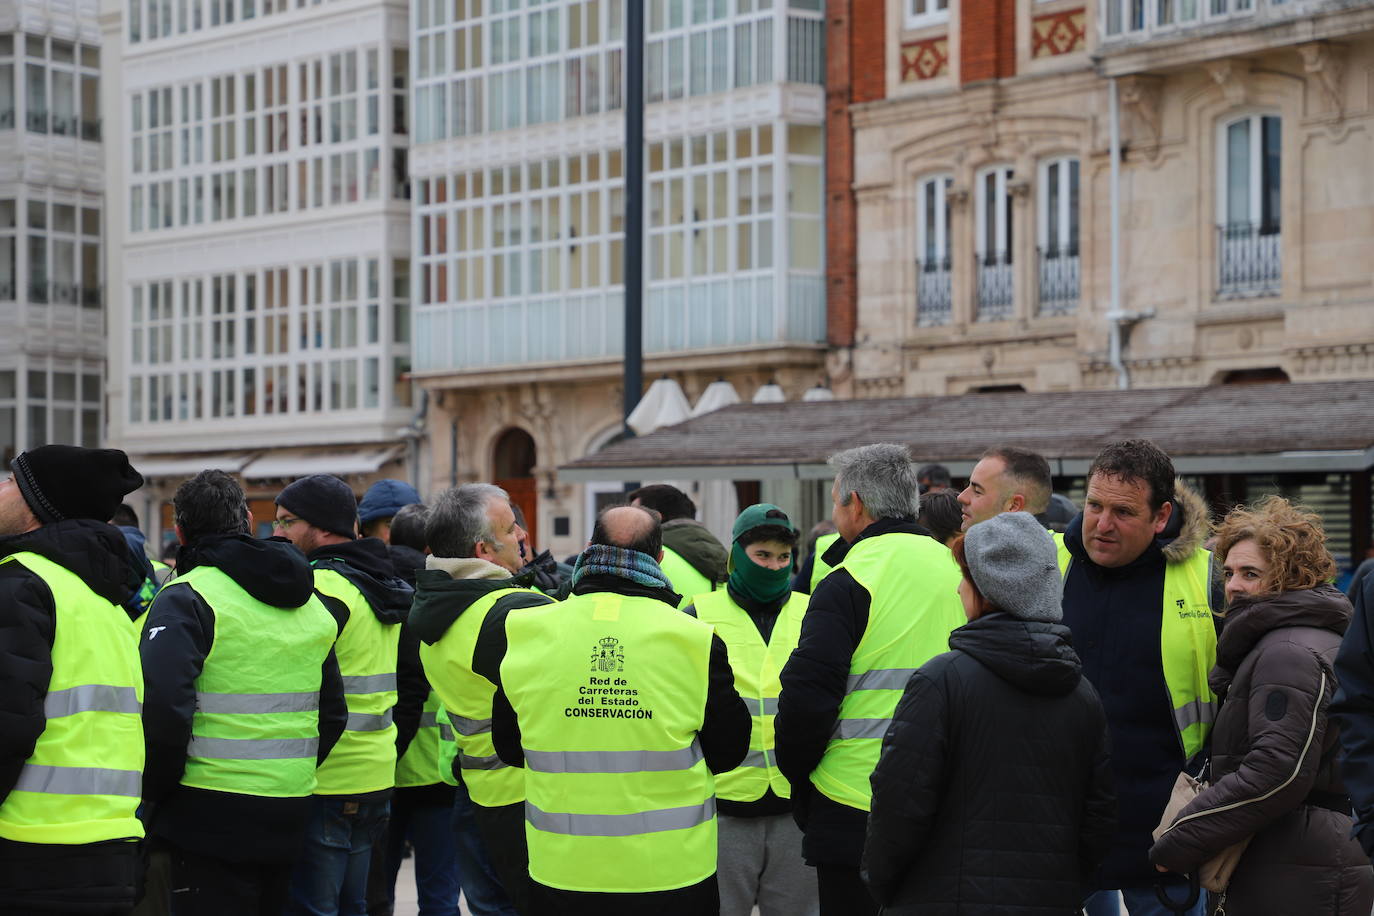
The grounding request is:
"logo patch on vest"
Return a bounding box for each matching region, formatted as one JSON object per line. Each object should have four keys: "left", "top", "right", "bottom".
{"left": 1174, "top": 599, "right": 1210, "bottom": 620}
{"left": 590, "top": 637, "right": 625, "bottom": 673}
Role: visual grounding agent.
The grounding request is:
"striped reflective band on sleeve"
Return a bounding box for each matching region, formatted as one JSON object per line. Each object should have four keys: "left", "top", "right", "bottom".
{"left": 830, "top": 718, "right": 892, "bottom": 741}
{"left": 438, "top": 722, "right": 455, "bottom": 742}
{"left": 43, "top": 685, "right": 142, "bottom": 718}
{"left": 195, "top": 691, "right": 319, "bottom": 714}
{"left": 345, "top": 709, "right": 394, "bottom": 732}
{"left": 448, "top": 712, "right": 492, "bottom": 736}
{"left": 525, "top": 798, "right": 715, "bottom": 837}
{"left": 187, "top": 736, "right": 319, "bottom": 760}
{"left": 13, "top": 764, "right": 142, "bottom": 798}
{"left": 742, "top": 697, "right": 778, "bottom": 716}
{"left": 845, "top": 668, "right": 918, "bottom": 693}
{"left": 1173, "top": 697, "right": 1217, "bottom": 733}
{"left": 735, "top": 750, "right": 768, "bottom": 769}
{"left": 341, "top": 673, "right": 397, "bottom": 694}
{"left": 418, "top": 710, "right": 439, "bottom": 728}
{"left": 523, "top": 744, "right": 703, "bottom": 775}
{"left": 460, "top": 753, "right": 507, "bottom": 771}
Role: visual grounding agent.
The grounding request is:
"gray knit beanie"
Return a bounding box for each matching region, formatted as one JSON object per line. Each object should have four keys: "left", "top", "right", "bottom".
{"left": 964, "top": 511, "right": 1063, "bottom": 622}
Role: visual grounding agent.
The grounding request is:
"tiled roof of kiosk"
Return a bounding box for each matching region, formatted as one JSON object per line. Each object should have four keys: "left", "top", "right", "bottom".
{"left": 560, "top": 380, "right": 1374, "bottom": 478}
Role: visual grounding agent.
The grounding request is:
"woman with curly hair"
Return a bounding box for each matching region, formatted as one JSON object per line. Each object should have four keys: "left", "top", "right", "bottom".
{"left": 1150, "top": 496, "right": 1373, "bottom": 914}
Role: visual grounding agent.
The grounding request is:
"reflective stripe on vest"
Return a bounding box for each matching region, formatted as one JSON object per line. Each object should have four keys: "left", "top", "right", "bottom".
{"left": 44, "top": 685, "right": 142, "bottom": 718}
{"left": 312, "top": 566, "right": 401, "bottom": 795}
{"left": 525, "top": 798, "right": 715, "bottom": 837}
{"left": 419, "top": 585, "right": 554, "bottom": 805}
{"left": 659, "top": 548, "right": 714, "bottom": 610}
{"left": 502, "top": 591, "right": 717, "bottom": 894}
{"left": 396, "top": 691, "right": 446, "bottom": 789}
{"left": 0, "top": 552, "right": 145, "bottom": 845}
{"left": 693, "top": 590, "right": 807, "bottom": 802}
{"left": 1056, "top": 537, "right": 1218, "bottom": 760}
{"left": 436, "top": 702, "right": 460, "bottom": 787}
{"left": 173, "top": 565, "right": 337, "bottom": 798}
{"left": 810, "top": 533, "right": 965, "bottom": 813}
{"left": 809, "top": 532, "right": 841, "bottom": 593}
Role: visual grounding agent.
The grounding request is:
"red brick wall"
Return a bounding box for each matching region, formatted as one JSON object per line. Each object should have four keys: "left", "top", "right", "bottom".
{"left": 852, "top": 0, "right": 887, "bottom": 104}
{"left": 825, "top": 0, "right": 885, "bottom": 349}
{"left": 961, "top": 0, "right": 1017, "bottom": 84}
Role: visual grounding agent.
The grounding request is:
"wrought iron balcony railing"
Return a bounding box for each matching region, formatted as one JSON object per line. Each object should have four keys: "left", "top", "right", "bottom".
{"left": 1217, "top": 222, "right": 1280, "bottom": 299}
{"left": 916, "top": 257, "right": 952, "bottom": 327}
{"left": 976, "top": 251, "right": 1013, "bottom": 322}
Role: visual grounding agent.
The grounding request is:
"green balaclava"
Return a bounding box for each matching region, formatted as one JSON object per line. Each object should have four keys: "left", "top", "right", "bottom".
{"left": 728, "top": 503, "right": 797, "bottom": 606}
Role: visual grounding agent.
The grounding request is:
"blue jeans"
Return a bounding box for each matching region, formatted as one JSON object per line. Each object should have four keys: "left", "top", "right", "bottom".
{"left": 286, "top": 796, "right": 390, "bottom": 916}
{"left": 383, "top": 799, "right": 460, "bottom": 916}
{"left": 1084, "top": 886, "right": 1208, "bottom": 916}
{"left": 450, "top": 784, "right": 517, "bottom": 916}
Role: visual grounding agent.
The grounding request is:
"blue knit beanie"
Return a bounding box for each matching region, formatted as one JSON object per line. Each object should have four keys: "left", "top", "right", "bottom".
{"left": 358, "top": 479, "right": 421, "bottom": 524}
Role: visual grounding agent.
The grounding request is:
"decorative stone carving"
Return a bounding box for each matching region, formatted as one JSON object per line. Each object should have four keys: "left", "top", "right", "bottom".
{"left": 1119, "top": 74, "right": 1164, "bottom": 156}
{"left": 1204, "top": 59, "right": 1249, "bottom": 107}
{"left": 1297, "top": 42, "right": 1345, "bottom": 122}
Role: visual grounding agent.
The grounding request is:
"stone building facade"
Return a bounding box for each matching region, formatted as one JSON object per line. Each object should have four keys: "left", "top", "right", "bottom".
{"left": 832, "top": 0, "right": 1374, "bottom": 398}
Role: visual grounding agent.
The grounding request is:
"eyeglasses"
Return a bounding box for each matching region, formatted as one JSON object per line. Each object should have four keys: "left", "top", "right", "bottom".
{"left": 272, "top": 516, "right": 302, "bottom": 530}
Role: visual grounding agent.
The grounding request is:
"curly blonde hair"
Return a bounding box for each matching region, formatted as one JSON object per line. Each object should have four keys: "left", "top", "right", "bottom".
{"left": 1214, "top": 495, "right": 1335, "bottom": 595}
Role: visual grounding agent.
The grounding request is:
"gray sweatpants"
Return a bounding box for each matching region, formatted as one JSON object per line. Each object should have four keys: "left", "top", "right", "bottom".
{"left": 717, "top": 812, "right": 819, "bottom": 916}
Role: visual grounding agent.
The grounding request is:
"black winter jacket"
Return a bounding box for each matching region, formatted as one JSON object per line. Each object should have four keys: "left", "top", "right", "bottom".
{"left": 139, "top": 535, "right": 348, "bottom": 864}
{"left": 0, "top": 520, "right": 144, "bottom": 912}
{"left": 1059, "top": 482, "right": 1217, "bottom": 890}
{"left": 1335, "top": 565, "right": 1374, "bottom": 858}
{"left": 863, "top": 613, "right": 1116, "bottom": 914}
{"left": 774, "top": 517, "right": 941, "bottom": 866}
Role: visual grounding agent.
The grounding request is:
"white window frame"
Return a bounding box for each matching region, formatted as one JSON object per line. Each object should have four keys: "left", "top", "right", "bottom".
{"left": 1214, "top": 113, "right": 1280, "bottom": 233}
{"left": 916, "top": 174, "right": 951, "bottom": 267}
{"left": 1037, "top": 157, "right": 1079, "bottom": 256}
{"left": 975, "top": 165, "right": 1014, "bottom": 261}
{"left": 905, "top": 0, "right": 950, "bottom": 30}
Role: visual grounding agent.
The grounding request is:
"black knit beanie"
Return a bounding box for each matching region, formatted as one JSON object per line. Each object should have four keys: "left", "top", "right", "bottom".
{"left": 275, "top": 475, "right": 358, "bottom": 539}
{"left": 11, "top": 446, "right": 145, "bottom": 524}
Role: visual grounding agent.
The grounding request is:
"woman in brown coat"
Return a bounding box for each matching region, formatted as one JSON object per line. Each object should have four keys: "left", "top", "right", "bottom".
{"left": 1150, "top": 496, "right": 1373, "bottom": 914}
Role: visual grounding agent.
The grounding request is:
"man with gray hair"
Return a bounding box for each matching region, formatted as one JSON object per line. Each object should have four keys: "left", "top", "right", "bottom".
{"left": 775, "top": 443, "right": 966, "bottom": 916}
{"left": 409, "top": 483, "right": 555, "bottom": 914}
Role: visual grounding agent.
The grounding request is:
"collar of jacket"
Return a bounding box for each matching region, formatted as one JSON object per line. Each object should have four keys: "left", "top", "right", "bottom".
{"left": 821, "top": 516, "right": 928, "bottom": 568}
{"left": 571, "top": 572, "right": 681, "bottom": 608}
{"left": 426, "top": 555, "right": 512, "bottom": 581}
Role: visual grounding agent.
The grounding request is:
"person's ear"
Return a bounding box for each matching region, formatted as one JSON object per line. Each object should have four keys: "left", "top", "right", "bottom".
{"left": 1153, "top": 500, "right": 1174, "bottom": 534}
{"left": 175, "top": 524, "right": 188, "bottom": 546}
{"left": 656, "top": 548, "right": 665, "bottom": 563}
{"left": 1007, "top": 493, "right": 1026, "bottom": 513}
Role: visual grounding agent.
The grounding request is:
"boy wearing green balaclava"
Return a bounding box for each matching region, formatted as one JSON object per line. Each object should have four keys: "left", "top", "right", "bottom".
{"left": 686, "top": 504, "right": 819, "bottom": 916}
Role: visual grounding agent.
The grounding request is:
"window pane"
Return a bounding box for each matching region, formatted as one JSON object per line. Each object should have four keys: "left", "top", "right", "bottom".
{"left": 1226, "top": 119, "right": 1250, "bottom": 225}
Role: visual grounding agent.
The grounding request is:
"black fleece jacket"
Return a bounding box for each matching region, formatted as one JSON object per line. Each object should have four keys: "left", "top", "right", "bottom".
{"left": 488, "top": 573, "right": 751, "bottom": 778}
{"left": 139, "top": 534, "right": 348, "bottom": 864}
{"left": 0, "top": 520, "right": 142, "bottom": 808}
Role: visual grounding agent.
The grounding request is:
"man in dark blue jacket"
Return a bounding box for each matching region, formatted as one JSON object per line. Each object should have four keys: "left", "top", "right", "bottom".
{"left": 1332, "top": 552, "right": 1374, "bottom": 860}
{"left": 1061, "top": 441, "right": 1217, "bottom": 916}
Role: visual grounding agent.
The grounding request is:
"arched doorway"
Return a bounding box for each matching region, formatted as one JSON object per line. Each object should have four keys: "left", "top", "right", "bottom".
{"left": 494, "top": 427, "right": 538, "bottom": 551}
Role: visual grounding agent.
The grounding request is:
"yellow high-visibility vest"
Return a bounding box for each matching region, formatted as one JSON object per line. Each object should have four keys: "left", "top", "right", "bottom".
{"left": 502, "top": 592, "right": 716, "bottom": 893}
{"left": 694, "top": 589, "right": 807, "bottom": 802}
{"left": 810, "top": 533, "right": 964, "bottom": 812}
{"left": 0, "top": 552, "right": 144, "bottom": 845}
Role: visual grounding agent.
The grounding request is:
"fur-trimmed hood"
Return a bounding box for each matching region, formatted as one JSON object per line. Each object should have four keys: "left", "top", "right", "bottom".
{"left": 1160, "top": 480, "right": 1210, "bottom": 565}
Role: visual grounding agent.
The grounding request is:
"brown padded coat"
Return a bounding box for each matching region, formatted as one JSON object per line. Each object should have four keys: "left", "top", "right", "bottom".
{"left": 1150, "top": 586, "right": 1374, "bottom": 913}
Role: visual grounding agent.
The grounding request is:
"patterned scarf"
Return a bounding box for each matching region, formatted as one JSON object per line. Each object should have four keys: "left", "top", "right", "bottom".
{"left": 571, "top": 544, "right": 672, "bottom": 591}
